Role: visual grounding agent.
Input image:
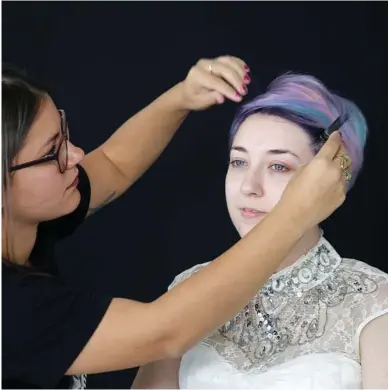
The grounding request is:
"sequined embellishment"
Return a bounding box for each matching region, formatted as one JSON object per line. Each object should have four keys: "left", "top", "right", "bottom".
{"left": 203, "top": 236, "right": 378, "bottom": 371}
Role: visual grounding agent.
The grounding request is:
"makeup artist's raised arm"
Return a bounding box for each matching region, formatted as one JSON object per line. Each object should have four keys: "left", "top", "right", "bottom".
{"left": 81, "top": 56, "right": 250, "bottom": 216}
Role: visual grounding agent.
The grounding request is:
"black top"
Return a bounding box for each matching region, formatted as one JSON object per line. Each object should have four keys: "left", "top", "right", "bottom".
{"left": 2, "top": 165, "right": 113, "bottom": 389}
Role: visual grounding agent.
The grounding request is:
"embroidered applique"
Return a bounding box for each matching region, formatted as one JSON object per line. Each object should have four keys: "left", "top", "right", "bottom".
{"left": 71, "top": 374, "right": 87, "bottom": 389}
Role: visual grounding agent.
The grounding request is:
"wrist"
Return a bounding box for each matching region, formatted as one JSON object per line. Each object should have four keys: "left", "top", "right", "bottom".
{"left": 166, "top": 82, "right": 191, "bottom": 113}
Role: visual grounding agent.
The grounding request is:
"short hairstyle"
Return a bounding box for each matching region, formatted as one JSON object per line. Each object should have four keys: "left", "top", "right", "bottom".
{"left": 229, "top": 73, "right": 368, "bottom": 190}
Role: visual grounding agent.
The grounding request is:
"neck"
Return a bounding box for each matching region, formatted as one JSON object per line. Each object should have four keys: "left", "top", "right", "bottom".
{"left": 275, "top": 225, "right": 322, "bottom": 272}
{"left": 2, "top": 217, "right": 38, "bottom": 266}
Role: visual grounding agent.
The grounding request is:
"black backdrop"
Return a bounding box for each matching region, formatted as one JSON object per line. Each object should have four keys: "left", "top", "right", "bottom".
{"left": 3, "top": 1, "right": 387, "bottom": 388}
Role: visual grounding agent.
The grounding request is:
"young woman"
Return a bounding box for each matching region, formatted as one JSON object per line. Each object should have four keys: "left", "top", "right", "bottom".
{"left": 133, "top": 73, "right": 388, "bottom": 389}
{"left": 2, "top": 57, "right": 347, "bottom": 389}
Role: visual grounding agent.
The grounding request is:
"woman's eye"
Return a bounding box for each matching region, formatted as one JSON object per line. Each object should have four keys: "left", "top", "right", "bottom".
{"left": 270, "top": 163, "right": 289, "bottom": 172}
{"left": 43, "top": 145, "right": 56, "bottom": 158}
{"left": 230, "top": 159, "right": 246, "bottom": 168}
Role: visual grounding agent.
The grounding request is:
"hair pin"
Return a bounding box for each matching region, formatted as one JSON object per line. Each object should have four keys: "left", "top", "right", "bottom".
{"left": 320, "top": 114, "right": 349, "bottom": 142}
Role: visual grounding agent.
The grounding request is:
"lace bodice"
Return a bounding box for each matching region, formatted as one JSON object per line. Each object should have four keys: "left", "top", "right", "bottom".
{"left": 169, "top": 235, "right": 388, "bottom": 388}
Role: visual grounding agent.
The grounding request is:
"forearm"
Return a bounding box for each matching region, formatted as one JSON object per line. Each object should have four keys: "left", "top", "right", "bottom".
{"left": 154, "top": 204, "right": 304, "bottom": 356}
{"left": 131, "top": 359, "right": 181, "bottom": 389}
{"left": 66, "top": 206, "right": 303, "bottom": 374}
{"left": 82, "top": 56, "right": 247, "bottom": 213}
{"left": 101, "top": 83, "right": 188, "bottom": 190}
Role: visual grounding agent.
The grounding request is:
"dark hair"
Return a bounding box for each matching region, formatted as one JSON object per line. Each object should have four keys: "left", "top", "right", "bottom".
{"left": 2, "top": 64, "right": 48, "bottom": 264}
{"left": 2, "top": 64, "right": 48, "bottom": 184}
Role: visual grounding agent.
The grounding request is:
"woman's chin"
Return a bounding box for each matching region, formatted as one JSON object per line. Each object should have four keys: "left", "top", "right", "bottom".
{"left": 237, "top": 219, "right": 265, "bottom": 238}
{"left": 61, "top": 189, "right": 81, "bottom": 216}
{"left": 237, "top": 225, "right": 254, "bottom": 238}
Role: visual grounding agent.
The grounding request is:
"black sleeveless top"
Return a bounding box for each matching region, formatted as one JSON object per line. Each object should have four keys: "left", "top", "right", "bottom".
{"left": 2, "top": 165, "right": 112, "bottom": 389}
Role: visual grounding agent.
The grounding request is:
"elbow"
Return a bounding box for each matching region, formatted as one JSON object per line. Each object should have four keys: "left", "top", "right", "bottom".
{"left": 158, "top": 327, "right": 186, "bottom": 360}
{"left": 150, "top": 308, "right": 189, "bottom": 360}
{"left": 148, "top": 296, "right": 200, "bottom": 360}
{"left": 158, "top": 323, "right": 196, "bottom": 360}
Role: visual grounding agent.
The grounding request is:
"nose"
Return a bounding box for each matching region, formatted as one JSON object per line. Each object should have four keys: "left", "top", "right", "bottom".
{"left": 66, "top": 141, "right": 85, "bottom": 169}
{"left": 240, "top": 170, "right": 264, "bottom": 197}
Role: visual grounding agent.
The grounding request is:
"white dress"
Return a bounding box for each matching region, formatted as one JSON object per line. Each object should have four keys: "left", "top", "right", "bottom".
{"left": 169, "top": 235, "right": 388, "bottom": 389}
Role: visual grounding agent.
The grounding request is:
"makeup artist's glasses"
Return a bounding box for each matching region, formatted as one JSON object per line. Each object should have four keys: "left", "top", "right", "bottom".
{"left": 10, "top": 109, "right": 69, "bottom": 174}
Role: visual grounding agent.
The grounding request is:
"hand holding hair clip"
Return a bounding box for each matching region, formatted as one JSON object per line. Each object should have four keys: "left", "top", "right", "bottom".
{"left": 319, "top": 113, "right": 353, "bottom": 182}
{"left": 320, "top": 113, "right": 349, "bottom": 142}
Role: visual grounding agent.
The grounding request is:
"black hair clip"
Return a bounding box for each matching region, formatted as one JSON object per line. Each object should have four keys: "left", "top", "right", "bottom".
{"left": 320, "top": 113, "right": 349, "bottom": 142}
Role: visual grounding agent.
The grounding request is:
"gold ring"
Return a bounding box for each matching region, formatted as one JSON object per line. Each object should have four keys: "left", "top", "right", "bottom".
{"left": 336, "top": 153, "right": 352, "bottom": 171}
{"left": 341, "top": 153, "right": 352, "bottom": 170}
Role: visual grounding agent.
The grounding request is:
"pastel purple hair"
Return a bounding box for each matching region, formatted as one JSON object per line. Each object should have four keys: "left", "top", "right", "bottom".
{"left": 229, "top": 73, "right": 368, "bottom": 190}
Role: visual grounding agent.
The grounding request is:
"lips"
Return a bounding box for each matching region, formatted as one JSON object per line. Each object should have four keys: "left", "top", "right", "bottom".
{"left": 67, "top": 170, "right": 79, "bottom": 189}
{"left": 240, "top": 208, "right": 267, "bottom": 219}
{"left": 70, "top": 176, "right": 79, "bottom": 188}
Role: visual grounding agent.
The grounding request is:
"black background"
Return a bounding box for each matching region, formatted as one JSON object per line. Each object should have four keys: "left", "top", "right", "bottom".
{"left": 3, "top": 1, "right": 387, "bottom": 388}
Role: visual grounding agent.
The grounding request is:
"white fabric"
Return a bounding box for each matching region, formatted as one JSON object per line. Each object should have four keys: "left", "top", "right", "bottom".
{"left": 180, "top": 348, "right": 360, "bottom": 389}
{"left": 169, "top": 236, "right": 388, "bottom": 389}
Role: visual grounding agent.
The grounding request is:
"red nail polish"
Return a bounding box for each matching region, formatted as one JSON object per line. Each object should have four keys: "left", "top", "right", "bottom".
{"left": 244, "top": 65, "right": 250, "bottom": 71}
{"left": 236, "top": 92, "right": 241, "bottom": 98}
{"left": 244, "top": 74, "right": 251, "bottom": 83}
{"left": 242, "top": 85, "right": 247, "bottom": 93}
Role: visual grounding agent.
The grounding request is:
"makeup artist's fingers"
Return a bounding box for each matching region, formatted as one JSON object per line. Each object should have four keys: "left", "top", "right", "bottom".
{"left": 217, "top": 56, "right": 251, "bottom": 83}
{"left": 195, "top": 66, "right": 243, "bottom": 102}
{"left": 181, "top": 55, "right": 250, "bottom": 110}
{"left": 280, "top": 135, "right": 347, "bottom": 230}
{"left": 197, "top": 57, "right": 249, "bottom": 100}
{"left": 316, "top": 131, "right": 343, "bottom": 161}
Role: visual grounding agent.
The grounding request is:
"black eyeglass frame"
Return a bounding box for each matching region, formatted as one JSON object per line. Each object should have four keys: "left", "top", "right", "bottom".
{"left": 10, "top": 109, "right": 69, "bottom": 174}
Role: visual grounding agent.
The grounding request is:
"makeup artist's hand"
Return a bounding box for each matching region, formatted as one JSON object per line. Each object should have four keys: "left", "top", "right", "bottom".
{"left": 277, "top": 131, "right": 347, "bottom": 231}
{"left": 178, "top": 56, "right": 251, "bottom": 111}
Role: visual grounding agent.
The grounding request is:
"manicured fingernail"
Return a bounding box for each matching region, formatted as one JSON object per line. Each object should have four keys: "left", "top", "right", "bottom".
{"left": 244, "top": 74, "right": 251, "bottom": 83}
{"left": 242, "top": 85, "right": 247, "bottom": 94}
{"left": 235, "top": 92, "right": 242, "bottom": 99}
{"left": 244, "top": 65, "right": 250, "bottom": 71}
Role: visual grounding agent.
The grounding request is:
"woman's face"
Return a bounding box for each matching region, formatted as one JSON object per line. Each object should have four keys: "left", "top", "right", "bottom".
{"left": 225, "top": 114, "right": 315, "bottom": 238}
{"left": 6, "top": 97, "right": 85, "bottom": 225}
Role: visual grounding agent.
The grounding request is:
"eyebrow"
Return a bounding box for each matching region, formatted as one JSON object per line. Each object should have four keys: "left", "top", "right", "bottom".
{"left": 231, "top": 146, "right": 300, "bottom": 160}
